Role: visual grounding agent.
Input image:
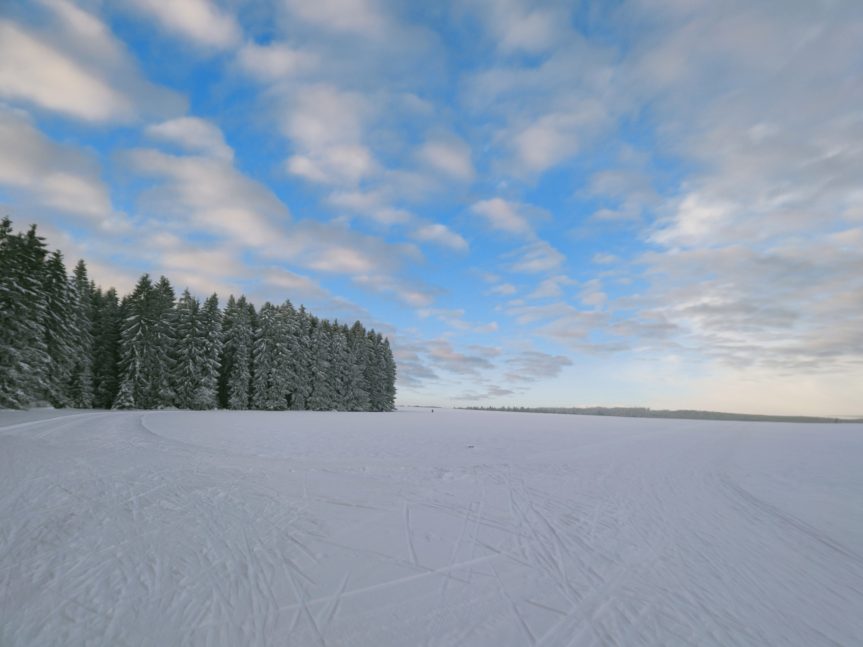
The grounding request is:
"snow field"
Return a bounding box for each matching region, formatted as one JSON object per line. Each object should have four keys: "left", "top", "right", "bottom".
{"left": 1, "top": 409, "right": 862, "bottom": 646}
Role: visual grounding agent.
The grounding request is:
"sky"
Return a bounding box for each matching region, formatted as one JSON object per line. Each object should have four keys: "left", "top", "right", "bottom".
{"left": 1, "top": 0, "right": 861, "bottom": 416}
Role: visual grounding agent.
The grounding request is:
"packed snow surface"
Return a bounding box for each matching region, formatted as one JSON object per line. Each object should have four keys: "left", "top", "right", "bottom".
{"left": 1, "top": 409, "right": 862, "bottom": 646}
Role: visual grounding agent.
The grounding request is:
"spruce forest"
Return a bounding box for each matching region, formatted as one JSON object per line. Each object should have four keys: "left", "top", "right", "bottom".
{"left": 0, "top": 219, "right": 397, "bottom": 411}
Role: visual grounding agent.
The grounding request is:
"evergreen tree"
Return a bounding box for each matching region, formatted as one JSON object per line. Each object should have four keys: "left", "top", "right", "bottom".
{"left": 151, "top": 276, "right": 177, "bottom": 407}
{"left": 345, "top": 321, "right": 370, "bottom": 411}
{"left": 307, "top": 320, "right": 334, "bottom": 410}
{"left": 0, "top": 220, "right": 50, "bottom": 407}
{"left": 219, "top": 295, "right": 254, "bottom": 409}
{"left": 252, "top": 302, "right": 287, "bottom": 410}
{"left": 92, "top": 288, "right": 121, "bottom": 408}
{"left": 171, "top": 290, "right": 220, "bottom": 410}
{"left": 68, "top": 260, "right": 95, "bottom": 408}
{"left": 329, "top": 324, "right": 351, "bottom": 410}
{"left": 362, "top": 331, "right": 396, "bottom": 412}
{"left": 115, "top": 274, "right": 176, "bottom": 409}
{"left": 289, "top": 306, "right": 314, "bottom": 410}
{"left": 364, "top": 330, "right": 384, "bottom": 411}
{"left": 218, "top": 295, "right": 238, "bottom": 408}
{"left": 277, "top": 300, "right": 300, "bottom": 408}
{"left": 172, "top": 289, "right": 203, "bottom": 409}
{"left": 115, "top": 275, "right": 152, "bottom": 409}
{"left": 382, "top": 337, "right": 397, "bottom": 411}
{"left": 199, "top": 293, "right": 222, "bottom": 409}
{"left": 42, "top": 251, "right": 77, "bottom": 407}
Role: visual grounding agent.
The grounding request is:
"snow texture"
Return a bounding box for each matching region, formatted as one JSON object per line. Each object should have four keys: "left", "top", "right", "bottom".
{"left": 1, "top": 408, "right": 861, "bottom": 646}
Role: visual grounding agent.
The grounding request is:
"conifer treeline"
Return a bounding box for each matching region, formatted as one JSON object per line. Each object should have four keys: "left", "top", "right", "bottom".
{"left": 1, "top": 219, "right": 396, "bottom": 411}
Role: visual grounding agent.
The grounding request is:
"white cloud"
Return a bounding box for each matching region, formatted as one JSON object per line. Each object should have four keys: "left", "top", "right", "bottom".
{"left": 126, "top": 148, "right": 432, "bottom": 311}
{"left": 287, "top": 145, "right": 376, "bottom": 187}
{"left": 527, "top": 275, "right": 575, "bottom": 300}
{"left": 471, "top": 198, "right": 534, "bottom": 235}
{"left": 488, "top": 283, "right": 517, "bottom": 296}
{"left": 280, "top": 84, "right": 378, "bottom": 187}
{"left": 126, "top": 0, "right": 241, "bottom": 50}
{"left": 0, "top": 20, "right": 131, "bottom": 122}
{"left": 160, "top": 246, "right": 246, "bottom": 279}
{"left": 283, "top": 84, "right": 370, "bottom": 148}
{"left": 460, "top": 0, "right": 567, "bottom": 54}
{"left": 327, "top": 191, "right": 415, "bottom": 226}
{"left": 505, "top": 350, "right": 572, "bottom": 382}
{"left": 583, "top": 165, "right": 658, "bottom": 222}
{"left": 236, "top": 41, "right": 317, "bottom": 81}
{"left": 126, "top": 149, "right": 288, "bottom": 249}
{"left": 274, "top": 220, "right": 421, "bottom": 278}
{"left": 579, "top": 279, "right": 607, "bottom": 308}
{"left": 283, "top": 0, "right": 389, "bottom": 38}
{"left": 410, "top": 223, "right": 468, "bottom": 252}
{"left": 417, "top": 136, "right": 475, "bottom": 181}
{"left": 157, "top": 242, "right": 248, "bottom": 297}
{"left": 592, "top": 252, "right": 619, "bottom": 265}
{"left": 0, "top": 107, "right": 113, "bottom": 221}
{"left": 509, "top": 100, "right": 612, "bottom": 175}
{"left": 146, "top": 117, "right": 233, "bottom": 162}
{"left": 353, "top": 274, "right": 437, "bottom": 307}
{"left": 0, "top": 1, "right": 183, "bottom": 123}
{"left": 507, "top": 241, "right": 565, "bottom": 274}
{"left": 417, "top": 309, "right": 498, "bottom": 333}
{"left": 426, "top": 339, "right": 495, "bottom": 376}
{"left": 462, "top": 35, "right": 617, "bottom": 176}
{"left": 263, "top": 268, "right": 329, "bottom": 301}
{"left": 651, "top": 193, "right": 734, "bottom": 247}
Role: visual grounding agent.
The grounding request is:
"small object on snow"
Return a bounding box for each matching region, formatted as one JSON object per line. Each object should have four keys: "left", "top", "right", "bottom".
{"left": 467, "top": 444, "right": 475, "bottom": 449}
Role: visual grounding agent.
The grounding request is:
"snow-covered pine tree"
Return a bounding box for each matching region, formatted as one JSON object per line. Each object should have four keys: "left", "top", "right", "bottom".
{"left": 277, "top": 300, "right": 301, "bottom": 408}
{"left": 345, "top": 321, "right": 370, "bottom": 411}
{"left": 0, "top": 218, "right": 18, "bottom": 407}
{"left": 328, "top": 323, "right": 351, "bottom": 410}
{"left": 42, "top": 251, "right": 77, "bottom": 407}
{"left": 364, "top": 330, "right": 385, "bottom": 411}
{"left": 218, "top": 294, "right": 238, "bottom": 408}
{"left": 115, "top": 275, "right": 152, "bottom": 409}
{"left": 199, "top": 293, "right": 222, "bottom": 409}
{"left": 252, "top": 302, "right": 285, "bottom": 410}
{"left": 112, "top": 371, "right": 135, "bottom": 410}
{"left": 289, "top": 306, "right": 314, "bottom": 410}
{"left": 115, "top": 274, "right": 176, "bottom": 409}
{"left": 171, "top": 289, "right": 203, "bottom": 409}
{"left": 92, "top": 287, "right": 121, "bottom": 408}
{"left": 67, "top": 260, "right": 95, "bottom": 408}
{"left": 382, "top": 336, "right": 397, "bottom": 411}
{"left": 307, "top": 320, "right": 334, "bottom": 410}
{"left": 171, "top": 290, "right": 220, "bottom": 410}
{"left": 238, "top": 298, "right": 256, "bottom": 406}
{"left": 0, "top": 218, "right": 16, "bottom": 406}
{"left": 0, "top": 219, "right": 50, "bottom": 408}
{"left": 363, "top": 331, "right": 395, "bottom": 411}
{"left": 219, "top": 295, "right": 255, "bottom": 409}
{"left": 151, "top": 276, "right": 176, "bottom": 407}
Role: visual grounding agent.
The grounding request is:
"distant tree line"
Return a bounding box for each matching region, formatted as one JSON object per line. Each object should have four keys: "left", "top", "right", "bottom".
{"left": 1, "top": 218, "right": 396, "bottom": 411}
{"left": 464, "top": 406, "right": 848, "bottom": 424}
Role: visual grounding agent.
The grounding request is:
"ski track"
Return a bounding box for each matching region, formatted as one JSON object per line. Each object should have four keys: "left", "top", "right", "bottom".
{"left": 1, "top": 409, "right": 862, "bottom": 646}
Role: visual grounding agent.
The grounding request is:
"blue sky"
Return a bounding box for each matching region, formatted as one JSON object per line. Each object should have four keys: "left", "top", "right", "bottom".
{"left": 2, "top": 0, "right": 862, "bottom": 415}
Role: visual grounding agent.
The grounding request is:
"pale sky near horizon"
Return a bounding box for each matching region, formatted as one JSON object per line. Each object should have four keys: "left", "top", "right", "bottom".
{"left": 1, "top": 0, "right": 861, "bottom": 416}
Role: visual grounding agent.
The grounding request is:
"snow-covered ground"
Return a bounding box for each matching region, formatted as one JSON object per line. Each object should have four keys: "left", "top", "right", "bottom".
{"left": 1, "top": 409, "right": 862, "bottom": 646}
